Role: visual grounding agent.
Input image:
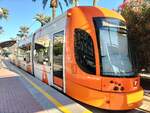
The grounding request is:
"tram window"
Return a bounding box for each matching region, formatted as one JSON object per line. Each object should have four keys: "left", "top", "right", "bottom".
{"left": 53, "top": 31, "right": 64, "bottom": 78}
{"left": 93, "top": 17, "right": 135, "bottom": 76}
{"left": 26, "top": 52, "right": 30, "bottom": 63}
{"left": 18, "top": 48, "right": 25, "bottom": 61}
{"left": 74, "top": 29, "right": 96, "bottom": 75}
{"left": 34, "top": 41, "right": 50, "bottom": 66}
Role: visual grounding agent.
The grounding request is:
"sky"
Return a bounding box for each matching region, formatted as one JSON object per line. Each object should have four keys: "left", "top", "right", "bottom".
{"left": 0, "top": 0, "right": 123, "bottom": 42}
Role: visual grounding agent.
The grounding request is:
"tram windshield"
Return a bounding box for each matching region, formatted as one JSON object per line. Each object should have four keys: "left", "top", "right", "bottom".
{"left": 94, "top": 18, "right": 135, "bottom": 77}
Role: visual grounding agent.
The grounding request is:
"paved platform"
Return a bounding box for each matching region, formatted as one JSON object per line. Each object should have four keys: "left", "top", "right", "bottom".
{"left": 0, "top": 68, "right": 43, "bottom": 113}
{"left": 2, "top": 60, "right": 92, "bottom": 113}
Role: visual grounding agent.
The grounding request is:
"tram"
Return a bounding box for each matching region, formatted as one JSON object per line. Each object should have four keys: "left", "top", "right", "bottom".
{"left": 17, "top": 34, "right": 33, "bottom": 74}
{"left": 11, "top": 6, "right": 143, "bottom": 110}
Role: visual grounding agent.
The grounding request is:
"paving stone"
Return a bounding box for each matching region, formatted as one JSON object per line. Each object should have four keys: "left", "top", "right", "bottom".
{"left": 0, "top": 68, "right": 43, "bottom": 113}
{"left": 4, "top": 60, "right": 92, "bottom": 113}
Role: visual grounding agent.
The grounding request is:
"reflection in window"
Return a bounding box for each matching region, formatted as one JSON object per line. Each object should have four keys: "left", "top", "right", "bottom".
{"left": 53, "top": 31, "right": 64, "bottom": 78}
{"left": 25, "top": 52, "right": 30, "bottom": 63}
{"left": 18, "top": 48, "right": 25, "bottom": 62}
{"left": 18, "top": 46, "right": 31, "bottom": 63}
{"left": 74, "top": 29, "right": 96, "bottom": 75}
{"left": 100, "top": 27, "right": 133, "bottom": 76}
{"left": 94, "top": 18, "right": 135, "bottom": 77}
{"left": 34, "top": 39, "right": 50, "bottom": 66}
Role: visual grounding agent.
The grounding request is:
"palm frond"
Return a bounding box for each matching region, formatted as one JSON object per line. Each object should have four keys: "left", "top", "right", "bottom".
{"left": 17, "top": 26, "right": 29, "bottom": 39}
{"left": 59, "top": 1, "right": 63, "bottom": 14}
{"left": 1, "top": 8, "right": 9, "bottom": 19}
{"left": 34, "top": 13, "right": 51, "bottom": 26}
{"left": 43, "top": 0, "right": 48, "bottom": 9}
{"left": 63, "top": 0, "right": 69, "bottom": 6}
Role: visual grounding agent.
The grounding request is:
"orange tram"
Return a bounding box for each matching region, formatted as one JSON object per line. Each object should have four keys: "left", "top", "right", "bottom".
{"left": 10, "top": 6, "right": 143, "bottom": 110}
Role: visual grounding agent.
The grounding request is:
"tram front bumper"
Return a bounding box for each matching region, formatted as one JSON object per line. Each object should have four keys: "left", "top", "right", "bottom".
{"left": 100, "top": 87, "right": 144, "bottom": 110}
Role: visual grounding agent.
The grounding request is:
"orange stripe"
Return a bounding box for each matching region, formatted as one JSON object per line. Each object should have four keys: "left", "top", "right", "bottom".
{"left": 54, "top": 76, "right": 63, "bottom": 88}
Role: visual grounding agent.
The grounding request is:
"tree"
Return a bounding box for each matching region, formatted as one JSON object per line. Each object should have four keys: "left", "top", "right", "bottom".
{"left": 32, "top": 0, "right": 74, "bottom": 19}
{"left": 50, "top": 0, "right": 58, "bottom": 19}
{"left": 17, "top": 26, "right": 29, "bottom": 39}
{"left": 34, "top": 13, "right": 51, "bottom": 26}
{"left": 0, "top": 8, "right": 9, "bottom": 34}
{"left": 0, "top": 8, "right": 9, "bottom": 20}
{"left": 32, "top": 0, "right": 59, "bottom": 19}
{"left": 121, "top": 1, "right": 150, "bottom": 72}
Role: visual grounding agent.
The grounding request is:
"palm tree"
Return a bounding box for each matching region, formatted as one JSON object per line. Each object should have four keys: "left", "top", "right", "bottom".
{"left": 45, "top": 15, "right": 51, "bottom": 23}
{"left": 17, "top": 26, "right": 29, "bottom": 39}
{"left": 32, "top": 0, "right": 58, "bottom": 19}
{"left": 34, "top": 13, "right": 51, "bottom": 26}
{"left": 0, "top": 8, "right": 8, "bottom": 34}
{"left": 32, "top": 0, "right": 70, "bottom": 19}
{"left": 50, "top": 0, "right": 58, "bottom": 19}
{"left": 0, "top": 8, "right": 9, "bottom": 20}
{"left": 0, "top": 8, "right": 3, "bottom": 17}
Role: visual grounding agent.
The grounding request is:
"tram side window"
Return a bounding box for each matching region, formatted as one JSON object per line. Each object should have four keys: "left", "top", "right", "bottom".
{"left": 18, "top": 48, "right": 25, "bottom": 61}
{"left": 26, "top": 52, "right": 30, "bottom": 63}
{"left": 34, "top": 43, "right": 50, "bottom": 66}
{"left": 74, "top": 28, "right": 96, "bottom": 75}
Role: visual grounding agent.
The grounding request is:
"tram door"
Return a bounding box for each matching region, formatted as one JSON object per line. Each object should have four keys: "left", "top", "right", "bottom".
{"left": 33, "top": 37, "right": 52, "bottom": 85}
{"left": 53, "top": 31, "right": 64, "bottom": 90}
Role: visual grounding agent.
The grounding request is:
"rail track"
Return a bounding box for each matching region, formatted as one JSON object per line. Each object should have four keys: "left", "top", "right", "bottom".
{"left": 137, "top": 108, "right": 150, "bottom": 113}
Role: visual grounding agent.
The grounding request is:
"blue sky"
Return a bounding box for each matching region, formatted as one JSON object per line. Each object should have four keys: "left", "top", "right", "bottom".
{"left": 0, "top": 0, "right": 123, "bottom": 42}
